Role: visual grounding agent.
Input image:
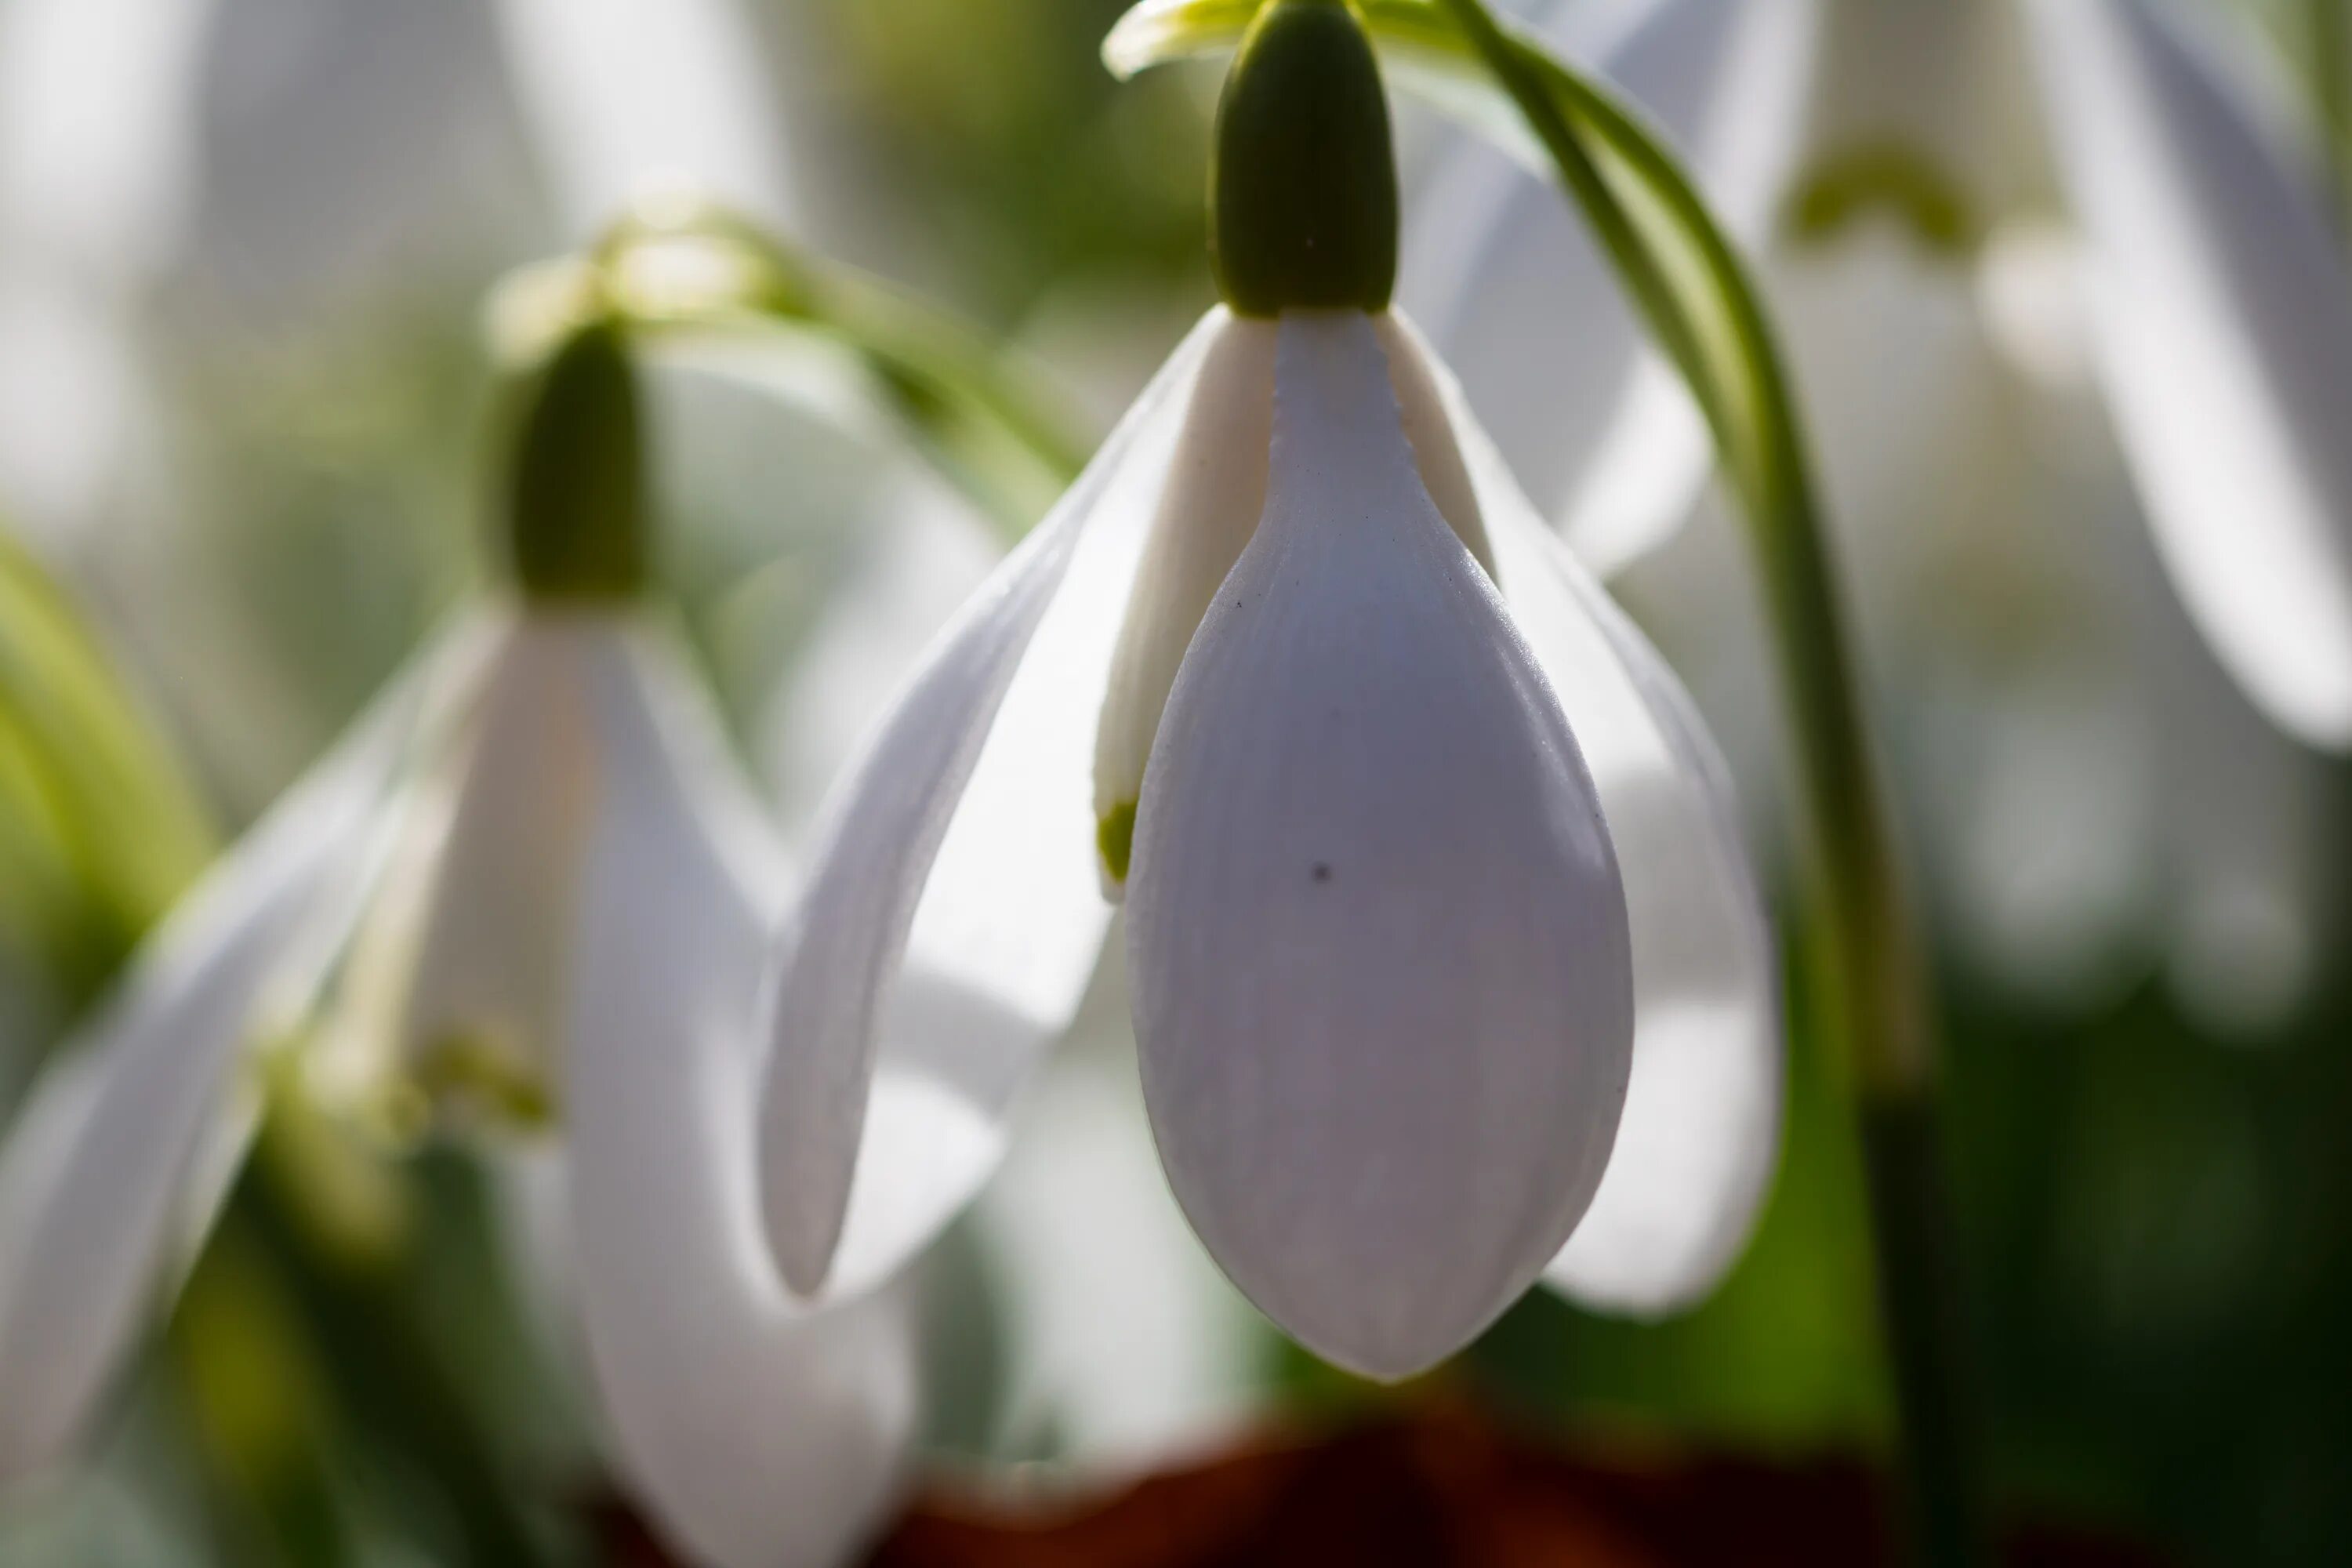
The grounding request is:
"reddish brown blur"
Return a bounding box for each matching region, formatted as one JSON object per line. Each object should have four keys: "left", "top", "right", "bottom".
{"left": 601, "top": 1401, "right": 2169, "bottom": 1568}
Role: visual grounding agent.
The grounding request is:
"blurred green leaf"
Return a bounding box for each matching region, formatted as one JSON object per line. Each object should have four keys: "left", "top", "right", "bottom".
{"left": 0, "top": 528, "right": 215, "bottom": 994}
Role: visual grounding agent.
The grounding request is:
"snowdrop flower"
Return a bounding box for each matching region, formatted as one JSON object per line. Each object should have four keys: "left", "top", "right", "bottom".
{"left": 1407, "top": 0, "right": 2352, "bottom": 753}
{"left": 760, "top": 0, "right": 1778, "bottom": 1381}
{"left": 0, "top": 322, "right": 928, "bottom": 1568}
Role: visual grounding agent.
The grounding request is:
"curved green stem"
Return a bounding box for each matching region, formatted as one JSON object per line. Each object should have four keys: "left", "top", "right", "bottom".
{"left": 2310, "top": 0, "right": 2351, "bottom": 241}
{"left": 585, "top": 201, "right": 1089, "bottom": 535}
{"left": 1422, "top": 2, "right": 1983, "bottom": 1562}
{"left": 0, "top": 528, "right": 214, "bottom": 1000}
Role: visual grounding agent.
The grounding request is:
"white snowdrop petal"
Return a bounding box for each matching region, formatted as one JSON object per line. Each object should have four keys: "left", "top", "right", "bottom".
{"left": 566, "top": 637, "right": 917, "bottom": 1568}
{"left": 0, "top": 623, "right": 485, "bottom": 1485}
{"left": 1093, "top": 316, "right": 1278, "bottom": 876}
{"left": 1399, "top": 0, "right": 1817, "bottom": 567}
{"left": 491, "top": 0, "right": 791, "bottom": 234}
{"left": 1128, "top": 312, "right": 1634, "bottom": 1380}
{"left": 759, "top": 316, "right": 1221, "bottom": 1300}
{"left": 1397, "top": 315, "right": 1781, "bottom": 1312}
{"left": 2026, "top": 0, "right": 2352, "bottom": 748}
{"left": 401, "top": 615, "right": 615, "bottom": 1099}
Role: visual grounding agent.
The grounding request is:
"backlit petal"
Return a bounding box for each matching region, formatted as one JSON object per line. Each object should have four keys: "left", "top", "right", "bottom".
{"left": 1128, "top": 312, "right": 1634, "bottom": 1379}
{"left": 758, "top": 315, "right": 1220, "bottom": 1300}
{"left": 1093, "top": 316, "right": 1278, "bottom": 887}
{"left": 2027, "top": 0, "right": 2352, "bottom": 747}
{"left": 1401, "top": 316, "right": 1782, "bottom": 1312}
{"left": 566, "top": 633, "right": 918, "bottom": 1568}
{"left": 401, "top": 614, "right": 614, "bottom": 1105}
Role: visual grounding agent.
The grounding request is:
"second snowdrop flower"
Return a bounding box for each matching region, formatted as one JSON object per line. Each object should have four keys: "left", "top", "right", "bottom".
{"left": 762, "top": 0, "right": 1780, "bottom": 1379}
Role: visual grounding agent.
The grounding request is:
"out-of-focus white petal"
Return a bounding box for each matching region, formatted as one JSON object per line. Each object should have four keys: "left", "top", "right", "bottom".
{"left": 0, "top": 276, "right": 149, "bottom": 545}
{"left": 1559, "top": 358, "right": 1719, "bottom": 577}
{"left": 758, "top": 316, "right": 1221, "bottom": 1301}
{"left": 0, "top": 0, "right": 209, "bottom": 281}
{"left": 401, "top": 615, "right": 615, "bottom": 1101}
{"left": 491, "top": 0, "right": 792, "bottom": 234}
{"left": 977, "top": 947, "right": 1268, "bottom": 1475}
{"left": 0, "top": 623, "right": 484, "bottom": 1486}
{"left": 1398, "top": 316, "right": 1781, "bottom": 1312}
{"left": 567, "top": 630, "right": 916, "bottom": 1568}
{"left": 2026, "top": 0, "right": 2352, "bottom": 748}
{"left": 1400, "top": 0, "right": 1817, "bottom": 566}
{"left": 1128, "top": 312, "right": 1633, "bottom": 1380}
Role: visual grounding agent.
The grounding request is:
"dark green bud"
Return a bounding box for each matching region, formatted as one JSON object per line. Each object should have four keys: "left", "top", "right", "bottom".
{"left": 1211, "top": 0, "right": 1398, "bottom": 317}
{"left": 504, "top": 321, "right": 648, "bottom": 601}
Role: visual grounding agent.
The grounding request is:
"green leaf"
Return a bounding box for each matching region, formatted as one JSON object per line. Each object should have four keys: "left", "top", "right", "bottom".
{"left": 0, "top": 527, "right": 216, "bottom": 985}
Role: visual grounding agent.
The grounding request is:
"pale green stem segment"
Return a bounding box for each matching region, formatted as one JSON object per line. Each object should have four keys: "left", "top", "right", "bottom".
{"left": 571, "top": 200, "right": 1088, "bottom": 535}
{"left": 1108, "top": 2, "right": 1989, "bottom": 1561}
{"left": 2311, "top": 0, "right": 2351, "bottom": 241}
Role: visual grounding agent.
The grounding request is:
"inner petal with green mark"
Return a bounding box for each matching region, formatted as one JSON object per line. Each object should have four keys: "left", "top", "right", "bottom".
{"left": 1091, "top": 307, "right": 1496, "bottom": 893}
{"left": 1782, "top": 140, "right": 1983, "bottom": 257}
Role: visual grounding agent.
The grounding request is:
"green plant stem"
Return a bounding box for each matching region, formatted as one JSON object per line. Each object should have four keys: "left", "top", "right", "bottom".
{"left": 245, "top": 1155, "right": 557, "bottom": 1568}
{"left": 2311, "top": 0, "right": 2351, "bottom": 241}
{"left": 1427, "top": 2, "right": 1987, "bottom": 1563}
{"left": 587, "top": 202, "right": 1089, "bottom": 532}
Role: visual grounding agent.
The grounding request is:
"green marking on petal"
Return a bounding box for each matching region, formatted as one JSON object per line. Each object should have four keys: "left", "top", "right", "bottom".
{"left": 1098, "top": 800, "right": 1139, "bottom": 886}
{"left": 1781, "top": 141, "right": 1981, "bottom": 259}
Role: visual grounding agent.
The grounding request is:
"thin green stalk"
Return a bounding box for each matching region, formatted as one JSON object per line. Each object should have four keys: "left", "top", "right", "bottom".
{"left": 2311, "top": 0, "right": 2351, "bottom": 241}
{"left": 242, "top": 1154, "right": 559, "bottom": 1568}
{"left": 586, "top": 202, "right": 1089, "bottom": 532}
{"left": 1426, "top": 2, "right": 1984, "bottom": 1562}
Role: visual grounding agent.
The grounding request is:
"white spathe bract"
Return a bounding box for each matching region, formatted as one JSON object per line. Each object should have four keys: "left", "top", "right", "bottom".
{"left": 1406, "top": 0, "right": 2352, "bottom": 753}
{"left": 760, "top": 304, "right": 1780, "bottom": 1375}
{"left": 0, "top": 608, "right": 926, "bottom": 1568}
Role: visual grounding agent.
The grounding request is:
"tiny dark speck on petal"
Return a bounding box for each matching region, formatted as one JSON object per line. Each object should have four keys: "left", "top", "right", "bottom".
{"left": 1312, "top": 862, "right": 1332, "bottom": 884}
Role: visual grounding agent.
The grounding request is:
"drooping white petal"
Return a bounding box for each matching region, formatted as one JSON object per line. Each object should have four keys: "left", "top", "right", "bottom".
{"left": 401, "top": 615, "right": 615, "bottom": 1105}
{"left": 0, "top": 622, "right": 485, "bottom": 1485}
{"left": 2025, "top": 0, "right": 2352, "bottom": 748}
{"left": 1399, "top": 0, "right": 1818, "bottom": 568}
{"left": 565, "top": 628, "right": 917, "bottom": 1568}
{"left": 490, "top": 0, "right": 792, "bottom": 234}
{"left": 1127, "top": 312, "right": 1634, "bottom": 1380}
{"left": 758, "top": 316, "right": 1221, "bottom": 1301}
{"left": 1391, "top": 313, "right": 1782, "bottom": 1313}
